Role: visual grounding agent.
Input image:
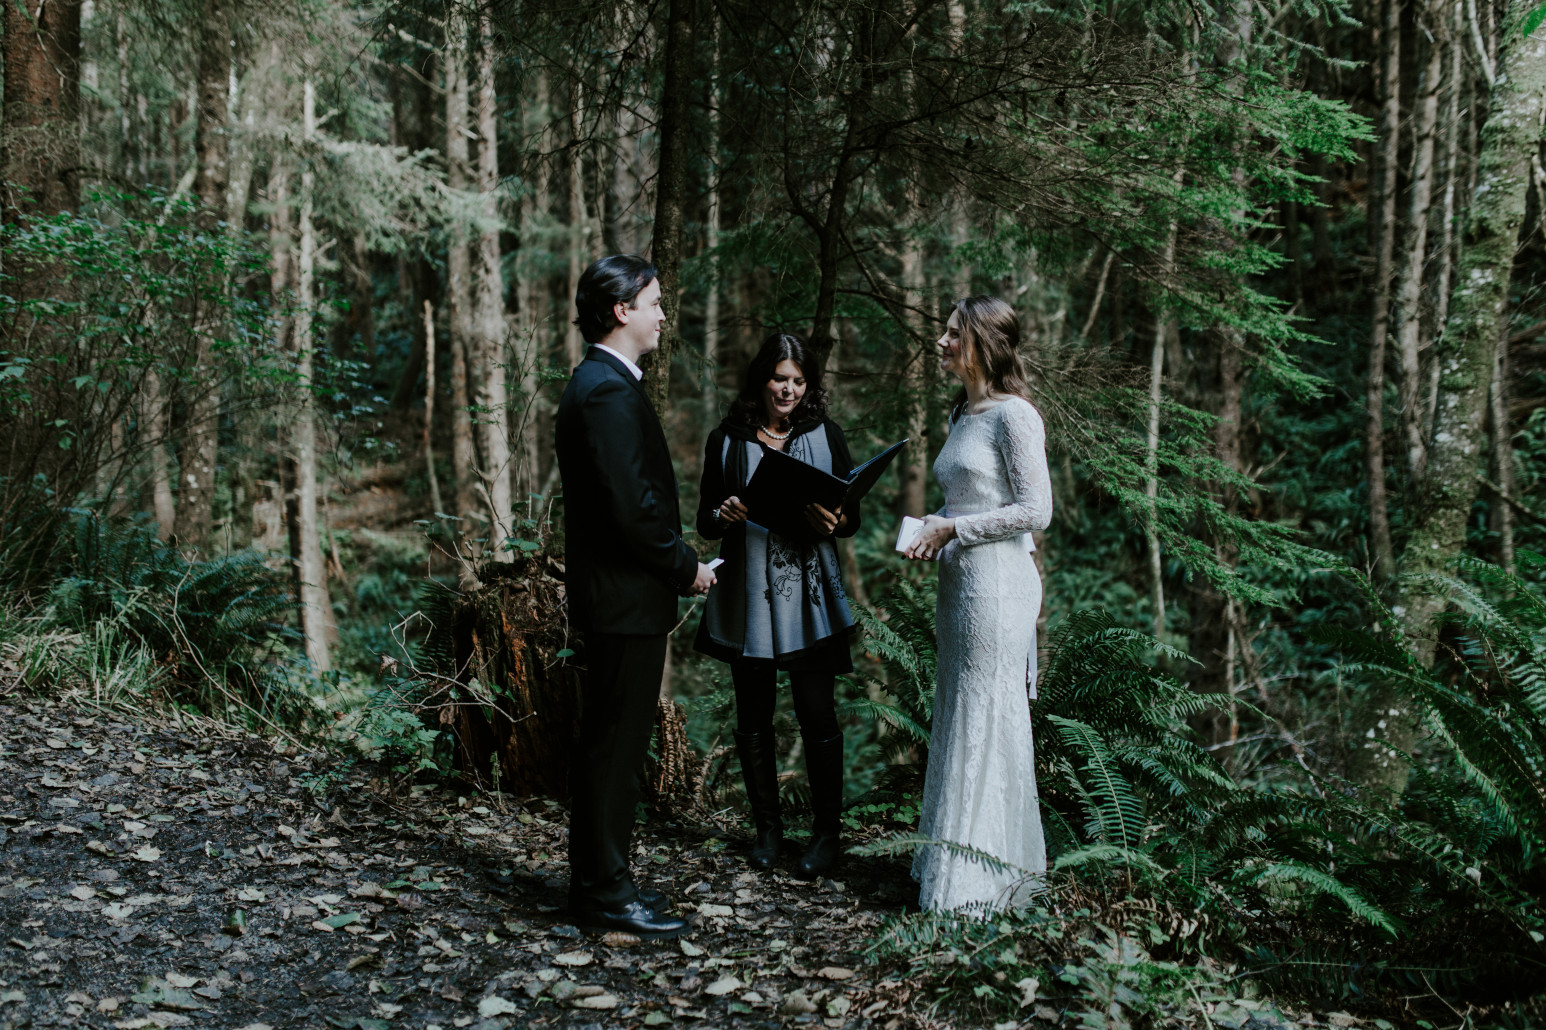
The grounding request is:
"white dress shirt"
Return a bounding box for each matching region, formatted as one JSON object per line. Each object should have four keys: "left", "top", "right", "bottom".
{"left": 592, "top": 344, "right": 643, "bottom": 381}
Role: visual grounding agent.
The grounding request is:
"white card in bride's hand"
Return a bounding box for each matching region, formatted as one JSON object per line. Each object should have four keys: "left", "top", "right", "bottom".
{"left": 895, "top": 516, "right": 924, "bottom": 553}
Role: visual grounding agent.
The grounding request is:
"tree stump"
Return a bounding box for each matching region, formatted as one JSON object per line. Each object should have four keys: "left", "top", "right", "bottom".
{"left": 437, "top": 557, "right": 581, "bottom": 797}
{"left": 431, "top": 555, "right": 702, "bottom": 803}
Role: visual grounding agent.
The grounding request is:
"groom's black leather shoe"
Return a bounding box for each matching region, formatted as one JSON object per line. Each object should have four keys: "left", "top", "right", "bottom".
{"left": 636, "top": 886, "right": 670, "bottom": 910}
{"left": 569, "top": 899, "right": 687, "bottom": 941}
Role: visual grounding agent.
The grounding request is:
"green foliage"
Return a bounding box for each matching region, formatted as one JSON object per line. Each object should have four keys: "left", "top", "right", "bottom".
{"left": 854, "top": 566, "right": 1546, "bottom": 1023}
{"left": 0, "top": 191, "right": 277, "bottom": 586}
{"left": 32, "top": 511, "right": 306, "bottom": 729}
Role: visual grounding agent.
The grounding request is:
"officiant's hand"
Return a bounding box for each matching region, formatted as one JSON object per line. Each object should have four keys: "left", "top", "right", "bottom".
{"left": 715, "top": 496, "right": 749, "bottom": 526}
{"left": 904, "top": 515, "right": 957, "bottom": 561}
{"left": 804, "top": 503, "right": 843, "bottom": 536}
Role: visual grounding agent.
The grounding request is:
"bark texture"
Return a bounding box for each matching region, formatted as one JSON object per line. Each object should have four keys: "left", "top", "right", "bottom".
{"left": 294, "top": 81, "right": 333, "bottom": 676}
{"left": 472, "top": 13, "right": 512, "bottom": 559}
{"left": 642, "top": 0, "right": 695, "bottom": 411}
{"left": 1, "top": 0, "right": 82, "bottom": 221}
{"left": 445, "top": 13, "right": 477, "bottom": 527}
{"left": 174, "top": 0, "right": 233, "bottom": 551}
{"left": 1364, "top": 0, "right": 1402, "bottom": 586}
{"left": 1348, "top": 0, "right": 1546, "bottom": 790}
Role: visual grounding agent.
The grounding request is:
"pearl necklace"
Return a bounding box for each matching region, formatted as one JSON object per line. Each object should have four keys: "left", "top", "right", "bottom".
{"left": 759, "top": 423, "right": 792, "bottom": 441}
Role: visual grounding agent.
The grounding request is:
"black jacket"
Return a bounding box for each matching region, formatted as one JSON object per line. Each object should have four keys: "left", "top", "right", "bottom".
{"left": 695, "top": 417, "right": 863, "bottom": 542}
{"left": 555, "top": 347, "right": 699, "bottom": 635}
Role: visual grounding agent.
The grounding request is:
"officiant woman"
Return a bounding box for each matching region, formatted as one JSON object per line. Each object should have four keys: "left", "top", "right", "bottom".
{"left": 695, "top": 332, "right": 862, "bottom": 880}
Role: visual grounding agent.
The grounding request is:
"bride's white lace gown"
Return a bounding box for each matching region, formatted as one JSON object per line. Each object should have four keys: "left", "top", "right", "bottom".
{"left": 912, "top": 396, "right": 1052, "bottom": 913}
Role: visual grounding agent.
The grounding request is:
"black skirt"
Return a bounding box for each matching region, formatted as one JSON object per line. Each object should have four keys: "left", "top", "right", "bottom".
{"left": 694, "top": 621, "right": 855, "bottom": 674}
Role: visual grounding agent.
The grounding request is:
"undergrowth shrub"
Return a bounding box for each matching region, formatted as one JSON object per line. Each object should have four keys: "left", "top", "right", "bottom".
{"left": 13, "top": 511, "right": 310, "bottom": 730}
{"left": 854, "top": 564, "right": 1546, "bottom": 1026}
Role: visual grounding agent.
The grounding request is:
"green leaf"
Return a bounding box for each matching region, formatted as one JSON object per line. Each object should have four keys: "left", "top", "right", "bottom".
{"left": 322, "top": 912, "right": 362, "bottom": 929}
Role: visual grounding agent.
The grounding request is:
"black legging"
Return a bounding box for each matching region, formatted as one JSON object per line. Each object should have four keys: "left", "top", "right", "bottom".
{"left": 731, "top": 661, "right": 840, "bottom": 740}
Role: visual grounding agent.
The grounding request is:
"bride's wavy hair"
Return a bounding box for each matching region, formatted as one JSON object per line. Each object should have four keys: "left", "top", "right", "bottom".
{"left": 949, "top": 295, "right": 1033, "bottom": 422}
{"left": 728, "top": 332, "right": 830, "bottom": 428}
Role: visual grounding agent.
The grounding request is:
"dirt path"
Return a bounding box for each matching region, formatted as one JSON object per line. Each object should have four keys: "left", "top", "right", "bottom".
{"left": 0, "top": 698, "right": 934, "bottom": 1030}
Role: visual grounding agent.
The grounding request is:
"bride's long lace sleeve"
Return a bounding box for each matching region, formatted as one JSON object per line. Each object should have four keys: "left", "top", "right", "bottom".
{"left": 952, "top": 400, "right": 1052, "bottom": 547}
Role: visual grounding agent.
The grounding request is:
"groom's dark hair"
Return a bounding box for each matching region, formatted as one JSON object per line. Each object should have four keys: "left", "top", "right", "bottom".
{"left": 573, "top": 254, "right": 659, "bottom": 344}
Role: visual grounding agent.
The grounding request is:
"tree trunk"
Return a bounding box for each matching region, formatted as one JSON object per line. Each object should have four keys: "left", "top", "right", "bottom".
{"left": 642, "top": 0, "right": 695, "bottom": 411}
{"left": 702, "top": 18, "right": 723, "bottom": 413}
{"left": 1425, "top": 2, "right": 1465, "bottom": 456}
{"left": 1364, "top": 0, "right": 1402, "bottom": 586}
{"left": 423, "top": 301, "right": 445, "bottom": 519}
{"left": 1489, "top": 329, "right": 1514, "bottom": 573}
{"left": 445, "top": 12, "right": 477, "bottom": 526}
{"left": 517, "top": 72, "right": 551, "bottom": 494}
{"left": 1348, "top": 0, "right": 1546, "bottom": 790}
{"left": 1, "top": 0, "right": 82, "bottom": 222}
{"left": 175, "top": 0, "right": 233, "bottom": 552}
{"left": 144, "top": 371, "right": 176, "bottom": 540}
{"left": 565, "top": 82, "right": 591, "bottom": 371}
{"left": 1146, "top": 220, "right": 1180, "bottom": 642}
{"left": 896, "top": 231, "right": 930, "bottom": 520}
{"left": 472, "top": 13, "right": 512, "bottom": 560}
{"left": 295, "top": 80, "right": 333, "bottom": 675}
{"left": 1395, "top": 1, "right": 1447, "bottom": 485}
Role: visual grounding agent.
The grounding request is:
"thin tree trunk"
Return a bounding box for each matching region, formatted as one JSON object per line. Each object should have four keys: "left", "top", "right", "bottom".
{"left": 445, "top": 12, "right": 476, "bottom": 526}
{"left": 1425, "top": 3, "right": 1465, "bottom": 457}
{"left": 518, "top": 72, "right": 551, "bottom": 494}
{"left": 175, "top": 0, "right": 232, "bottom": 551}
{"left": 295, "top": 80, "right": 333, "bottom": 675}
{"left": 472, "top": 12, "right": 512, "bottom": 560}
{"left": 1396, "top": 1, "right": 1447, "bottom": 483}
{"left": 1364, "top": 0, "right": 1402, "bottom": 586}
{"left": 897, "top": 230, "right": 930, "bottom": 520}
{"left": 642, "top": 0, "right": 695, "bottom": 411}
{"left": 264, "top": 155, "right": 292, "bottom": 551}
{"left": 1146, "top": 218, "right": 1180, "bottom": 641}
{"left": 1349, "top": 0, "right": 1546, "bottom": 790}
{"left": 423, "top": 300, "right": 445, "bottom": 519}
{"left": 145, "top": 371, "right": 176, "bottom": 539}
{"left": 565, "top": 82, "right": 593, "bottom": 371}
{"left": 702, "top": 18, "right": 723, "bottom": 413}
{"left": 1490, "top": 327, "right": 1514, "bottom": 573}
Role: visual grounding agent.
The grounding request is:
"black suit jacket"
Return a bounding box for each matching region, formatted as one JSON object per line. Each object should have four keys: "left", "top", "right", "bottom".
{"left": 555, "top": 347, "right": 699, "bottom": 635}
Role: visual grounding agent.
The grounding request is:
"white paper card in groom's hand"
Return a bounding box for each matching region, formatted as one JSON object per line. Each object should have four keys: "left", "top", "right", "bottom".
{"left": 707, "top": 557, "right": 725, "bottom": 570}
{"left": 895, "top": 516, "right": 924, "bottom": 554}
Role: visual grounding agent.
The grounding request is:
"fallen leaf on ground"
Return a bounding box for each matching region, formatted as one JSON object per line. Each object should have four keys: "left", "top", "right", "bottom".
{"left": 573, "top": 993, "right": 619, "bottom": 1009}
{"left": 477, "top": 996, "right": 519, "bottom": 1017}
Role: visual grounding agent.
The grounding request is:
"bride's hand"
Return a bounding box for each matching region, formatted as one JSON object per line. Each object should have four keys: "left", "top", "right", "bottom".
{"left": 904, "top": 515, "right": 956, "bottom": 561}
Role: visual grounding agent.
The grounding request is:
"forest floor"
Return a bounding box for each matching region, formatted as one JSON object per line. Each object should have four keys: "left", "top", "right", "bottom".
{"left": 0, "top": 691, "right": 1397, "bottom": 1030}
{"left": 0, "top": 693, "right": 946, "bottom": 1030}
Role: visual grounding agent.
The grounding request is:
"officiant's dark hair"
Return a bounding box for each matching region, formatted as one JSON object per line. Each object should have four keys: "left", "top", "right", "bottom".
{"left": 730, "top": 333, "right": 830, "bottom": 427}
{"left": 573, "top": 254, "right": 658, "bottom": 344}
{"left": 948, "top": 295, "right": 1033, "bottom": 422}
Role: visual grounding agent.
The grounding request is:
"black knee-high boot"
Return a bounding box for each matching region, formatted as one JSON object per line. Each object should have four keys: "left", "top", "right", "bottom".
{"left": 795, "top": 732, "right": 843, "bottom": 879}
{"left": 733, "top": 729, "right": 783, "bottom": 870}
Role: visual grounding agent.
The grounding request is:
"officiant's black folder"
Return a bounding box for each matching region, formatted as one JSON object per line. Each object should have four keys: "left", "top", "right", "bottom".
{"left": 741, "top": 438, "right": 908, "bottom": 541}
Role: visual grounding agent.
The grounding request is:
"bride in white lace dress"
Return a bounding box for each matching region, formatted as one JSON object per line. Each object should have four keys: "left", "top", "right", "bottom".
{"left": 903, "top": 296, "right": 1052, "bottom": 914}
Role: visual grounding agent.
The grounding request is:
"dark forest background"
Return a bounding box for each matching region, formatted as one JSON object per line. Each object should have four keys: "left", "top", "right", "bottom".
{"left": 2, "top": 0, "right": 1544, "bottom": 1024}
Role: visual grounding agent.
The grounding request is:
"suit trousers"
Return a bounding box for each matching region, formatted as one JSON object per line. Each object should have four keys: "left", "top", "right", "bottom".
{"left": 567, "top": 631, "right": 668, "bottom": 909}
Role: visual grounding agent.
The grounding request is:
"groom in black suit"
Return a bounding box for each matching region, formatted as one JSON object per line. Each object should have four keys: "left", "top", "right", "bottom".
{"left": 555, "top": 255, "right": 717, "bottom": 940}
